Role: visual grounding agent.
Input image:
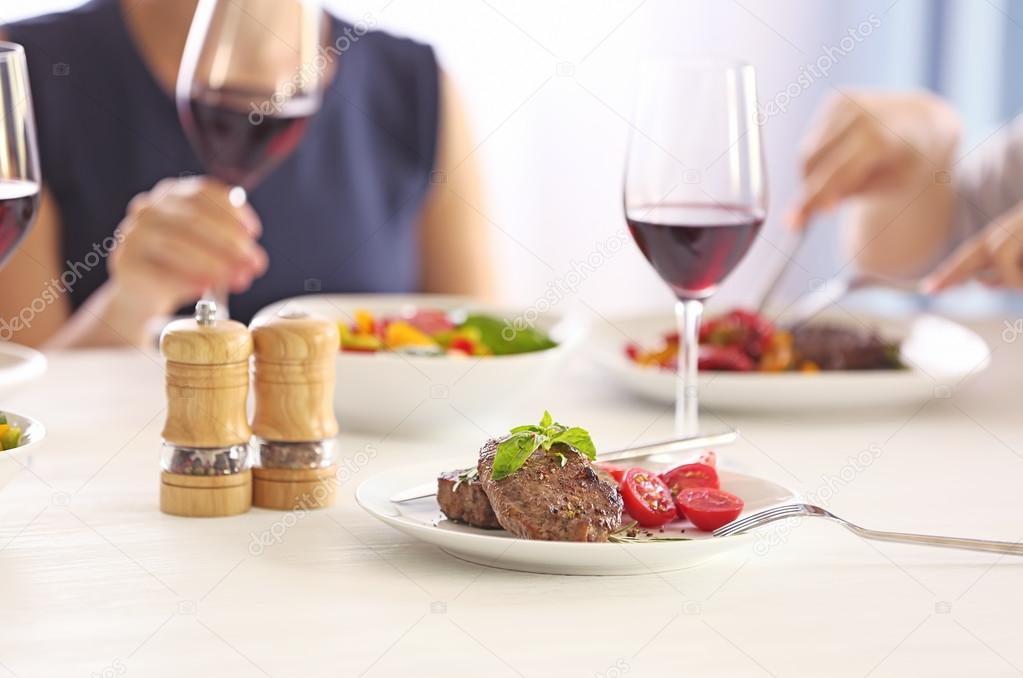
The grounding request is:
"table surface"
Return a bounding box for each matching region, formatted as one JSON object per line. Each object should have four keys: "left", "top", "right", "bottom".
{"left": 1, "top": 320, "right": 1021, "bottom": 678}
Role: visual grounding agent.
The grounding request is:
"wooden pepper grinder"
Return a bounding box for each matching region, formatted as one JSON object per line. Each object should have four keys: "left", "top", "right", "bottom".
{"left": 250, "top": 309, "right": 340, "bottom": 510}
{"left": 159, "top": 300, "right": 253, "bottom": 517}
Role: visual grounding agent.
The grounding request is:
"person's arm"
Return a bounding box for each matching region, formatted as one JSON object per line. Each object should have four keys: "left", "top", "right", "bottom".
{"left": 418, "top": 72, "right": 495, "bottom": 299}
{"left": 0, "top": 177, "right": 267, "bottom": 349}
{"left": 0, "top": 187, "right": 72, "bottom": 346}
{"left": 922, "top": 116, "right": 1023, "bottom": 291}
{"left": 791, "top": 91, "right": 961, "bottom": 279}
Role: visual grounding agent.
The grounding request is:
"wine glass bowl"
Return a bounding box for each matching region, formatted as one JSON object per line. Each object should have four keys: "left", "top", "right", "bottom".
{"left": 176, "top": 0, "right": 329, "bottom": 191}
{"left": 624, "top": 59, "right": 767, "bottom": 435}
{"left": 176, "top": 0, "right": 329, "bottom": 317}
{"left": 0, "top": 42, "right": 41, "bottom": 270}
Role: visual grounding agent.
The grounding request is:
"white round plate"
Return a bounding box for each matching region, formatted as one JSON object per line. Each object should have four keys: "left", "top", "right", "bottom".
{"left": 590, "top": 312, "right": 990, "bottom": 412}
{"left": 0, "top": 342, "right": 46, "bottom": 395}
{"left": 356, "top": 459, "right": 797, "bottom": 575}
{"left": 0, "top": 410, "right": 46, "bottom": 491}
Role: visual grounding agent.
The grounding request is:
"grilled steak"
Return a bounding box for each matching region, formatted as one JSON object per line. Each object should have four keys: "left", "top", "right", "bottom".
{"left": 437, "top": 468, "right": 502, "bottom": 529}
{"left": 477, "top": 438, "right": 623, "bottom": 542}
{"left": 791, "top": 324, "right": 900, "bottom": 370}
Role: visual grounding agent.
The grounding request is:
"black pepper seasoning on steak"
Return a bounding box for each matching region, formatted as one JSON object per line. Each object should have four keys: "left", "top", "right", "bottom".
{"left": 477, "top": 438, "right": 623, "bottom": 542}
{"left": 437, "top": 468, "right": 503, "bottom": 529}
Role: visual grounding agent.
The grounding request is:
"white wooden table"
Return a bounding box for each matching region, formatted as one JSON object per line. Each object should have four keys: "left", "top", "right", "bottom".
{"left": 1, "top": 322, "right": 1021, "bottom": 677}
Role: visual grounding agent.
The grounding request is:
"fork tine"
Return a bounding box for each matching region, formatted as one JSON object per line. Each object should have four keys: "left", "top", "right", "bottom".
{"left": 720, "top": 504, "right": 801, "bottom": 531}
{"left": 714, "top": 504, "right": 805, "bottom": 537}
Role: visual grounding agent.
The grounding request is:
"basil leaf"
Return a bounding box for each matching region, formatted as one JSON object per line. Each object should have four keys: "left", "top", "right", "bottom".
{"left": 458, "top": 314, "right": 557, "bottom": 355}
{"left": 491, "top": 432, "right": 541, "bottom": 481}
{"left": 539, "top": 410, "right": 553, "bottom": 428}
{"left": 509, "top": 424, "right": 542, "bottom": 434}
{"left": 550, "top": 427, "right": 596, "bottom": 460}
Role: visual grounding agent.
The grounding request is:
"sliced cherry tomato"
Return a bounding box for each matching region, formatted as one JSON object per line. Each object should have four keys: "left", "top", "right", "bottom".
{"left": 700, "top": 309, "right": 775, "bottom": 358}
{"left": 621, "top": 468, "right": 678, "bottom": 527}
{"left": 660, "top": 462, "right": 719, "bottom": 498}
{"left": 698, "top": 345, "right": 755, "bottom": 371}
{"left": 448, "top": 336, "right": 476, "bottom": 355}
{"left": 624, "top": 342, "right": 641, "bottom": 361}
{"left": 675, "top": 487, "right": 744, "bottom": 531}
{"left": 404, "top": 309, "right": 455, "bottom": 335}
{"left": 696, "top": 449, "right": 717, "bottom": 467}
{"left": 596, "top": 463, "right": 627, "bottom": 483}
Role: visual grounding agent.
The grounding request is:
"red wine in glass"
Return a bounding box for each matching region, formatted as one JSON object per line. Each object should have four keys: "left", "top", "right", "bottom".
{"left": 176, "top": 0, "right": 328, "bottom": 317}
{"left": 0, "top": 180, "right": 40, "bottom": 268}
{"left": 0, "top": 42, "right": 41, "bottom": 271}
{"left": 627, "top": 203, "right": 764, "bottom": 300}
{"left": 623, "top": 60, "right": 767, "bottom": 436}
{"left": 178, "top": 87, "right": 316, "bottom": 189}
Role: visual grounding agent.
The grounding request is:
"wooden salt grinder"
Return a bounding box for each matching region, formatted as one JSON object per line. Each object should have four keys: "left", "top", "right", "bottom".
{"left": 159, "top": 301, "right": 253, "bottom": 517}
{"left": 250, "top": 310, "right": 340, "bottom": 510}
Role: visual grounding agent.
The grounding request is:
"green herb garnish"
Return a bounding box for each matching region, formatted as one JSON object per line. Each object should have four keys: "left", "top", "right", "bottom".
{"left": 451, "top": 467, "right": 478, "bottom": 492}
{"left": 490, "top": 411, "right": 596, "bottom": 481}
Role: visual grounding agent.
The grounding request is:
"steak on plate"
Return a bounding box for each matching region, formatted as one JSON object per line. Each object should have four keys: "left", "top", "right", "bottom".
{"left": 791, "top": 324, "right": 899, "bottom": 370}
{"left": 477, "top": 438, "right": 623, "bottom": 542}
{"left": 437, "top": 468, "right": 502, "bottom": 529}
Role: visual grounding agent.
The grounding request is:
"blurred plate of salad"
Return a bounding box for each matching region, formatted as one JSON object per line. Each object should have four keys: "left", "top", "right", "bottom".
{"left": 339, "top": 308, "right": 558, "bottom": 357}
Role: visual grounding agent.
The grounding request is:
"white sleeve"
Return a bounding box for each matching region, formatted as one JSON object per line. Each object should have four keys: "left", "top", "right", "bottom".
{"left": 952, "top": 114, "right": 1023, "bottom": 246}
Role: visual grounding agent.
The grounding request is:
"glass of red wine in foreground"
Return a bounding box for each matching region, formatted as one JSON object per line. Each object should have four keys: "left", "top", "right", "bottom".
{"left": 0, "top": 42, "right": 41, "bottom": 270}
{"left": 176, "top": 0, "right": 328, "bottom": 317}
{"left": 624, "top": 60, "right": 766, "bottom": 436}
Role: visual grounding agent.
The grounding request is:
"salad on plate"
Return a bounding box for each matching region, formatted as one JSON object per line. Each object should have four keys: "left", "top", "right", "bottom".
{"left": 339, "top": 308, "right": 557, "bottom": 357}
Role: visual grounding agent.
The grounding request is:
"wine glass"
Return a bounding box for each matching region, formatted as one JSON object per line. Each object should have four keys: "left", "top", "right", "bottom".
{"left": 0, "top": 42, "right": 41, "bottom": 270}
{"left": 176, "top": 0, "right": 329, "bottom": 317}
{"left": 624, "top": 59, "right": 767, "bottom": 436}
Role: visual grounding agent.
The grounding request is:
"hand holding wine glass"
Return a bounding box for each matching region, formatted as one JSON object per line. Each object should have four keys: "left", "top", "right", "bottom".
{"left": 0, "top": 42, "right": 41, "bottom": 271}
{"left": 624, "top": 60, "right": 767, "bottom": 435}
{"left": 176, "top": 0, "right": 328, "bottom": 316}
{"left": 108, "top": 177, "right": 268, "bottom": 318}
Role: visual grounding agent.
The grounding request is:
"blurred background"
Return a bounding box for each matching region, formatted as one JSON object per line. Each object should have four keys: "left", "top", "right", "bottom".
{"left": 5, "top": 0, "right": 1023, "bottom": 319}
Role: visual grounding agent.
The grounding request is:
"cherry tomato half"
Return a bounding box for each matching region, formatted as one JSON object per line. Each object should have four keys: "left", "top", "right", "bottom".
{"left": 698, "top": 345, "right": 755, "bottom": 372}
{"left": 621, "top": 468, "right": 678, "bottom": 527}
{"left": 596, "top": 463, "right": 627, "bottom": 483}
{"left": 660, "top": 462, "right": 719, "bottom": 498}
{"left": 675, "top": 487, "right": 744, "bottom": 531}
{"left": 700, "top": 309, "right": 775, "bottom": 358}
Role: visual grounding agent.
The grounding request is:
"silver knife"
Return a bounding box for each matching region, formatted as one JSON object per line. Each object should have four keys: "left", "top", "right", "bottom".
{"left": 387, "top": 429, "right": 740, "bottom": 503}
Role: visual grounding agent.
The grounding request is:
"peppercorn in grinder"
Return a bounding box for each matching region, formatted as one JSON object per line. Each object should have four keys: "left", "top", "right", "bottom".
{"left": 159, "top": 300, "right": 254, "bottom": 517}
{"left": 250, "top": 310, "right": 340, "bottom": 510}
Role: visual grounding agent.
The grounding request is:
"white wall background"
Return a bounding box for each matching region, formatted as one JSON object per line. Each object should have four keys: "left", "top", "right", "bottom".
{"left": 5, "top": 0, "right": 1012, "bottom": 318}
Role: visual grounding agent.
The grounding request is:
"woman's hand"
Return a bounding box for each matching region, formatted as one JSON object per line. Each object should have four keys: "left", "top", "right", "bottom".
{"left": 108, "top": 177, "right": 268, "bottom": 317}
{"left": 923, "top": 202, "right": 1023, "bottom": 290}
{"left": 790, "top": 91, "right": 960, "bottom": 229}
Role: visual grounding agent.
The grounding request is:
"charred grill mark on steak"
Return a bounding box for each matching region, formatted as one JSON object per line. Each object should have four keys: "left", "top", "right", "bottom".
{"left": 477, "top": 438, "right": 623, "bottom": 542}
{"left": 437, "top": 468, "right": 503, "bottom": 529}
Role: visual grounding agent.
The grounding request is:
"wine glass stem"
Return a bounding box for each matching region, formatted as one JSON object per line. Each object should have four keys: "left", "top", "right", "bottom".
{"left": 675, "top": 298, "right": 703, "bottom": 436}
{"left": 199, "top": 185, "right": 247, "bottom": 321}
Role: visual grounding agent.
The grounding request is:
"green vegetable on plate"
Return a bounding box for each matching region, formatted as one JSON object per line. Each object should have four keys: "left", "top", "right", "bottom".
{"left": 491, "top": 411, "right": 596, "bottom": 481}
{"left": 0, "top": 413, "right": 22, "bottom": 451}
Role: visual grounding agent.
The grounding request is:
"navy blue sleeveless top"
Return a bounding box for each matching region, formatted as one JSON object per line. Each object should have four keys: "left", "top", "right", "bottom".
{"left": 9, "top": 0, "right": 438, "bottom": 323}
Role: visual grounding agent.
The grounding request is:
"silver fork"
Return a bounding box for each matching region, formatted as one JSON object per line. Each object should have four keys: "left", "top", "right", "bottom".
{"left": 714, "top": 504, "right": 1023, "bottom": 556}
{"left": 777, "top": 272, "right": 923, "bottom": 328}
